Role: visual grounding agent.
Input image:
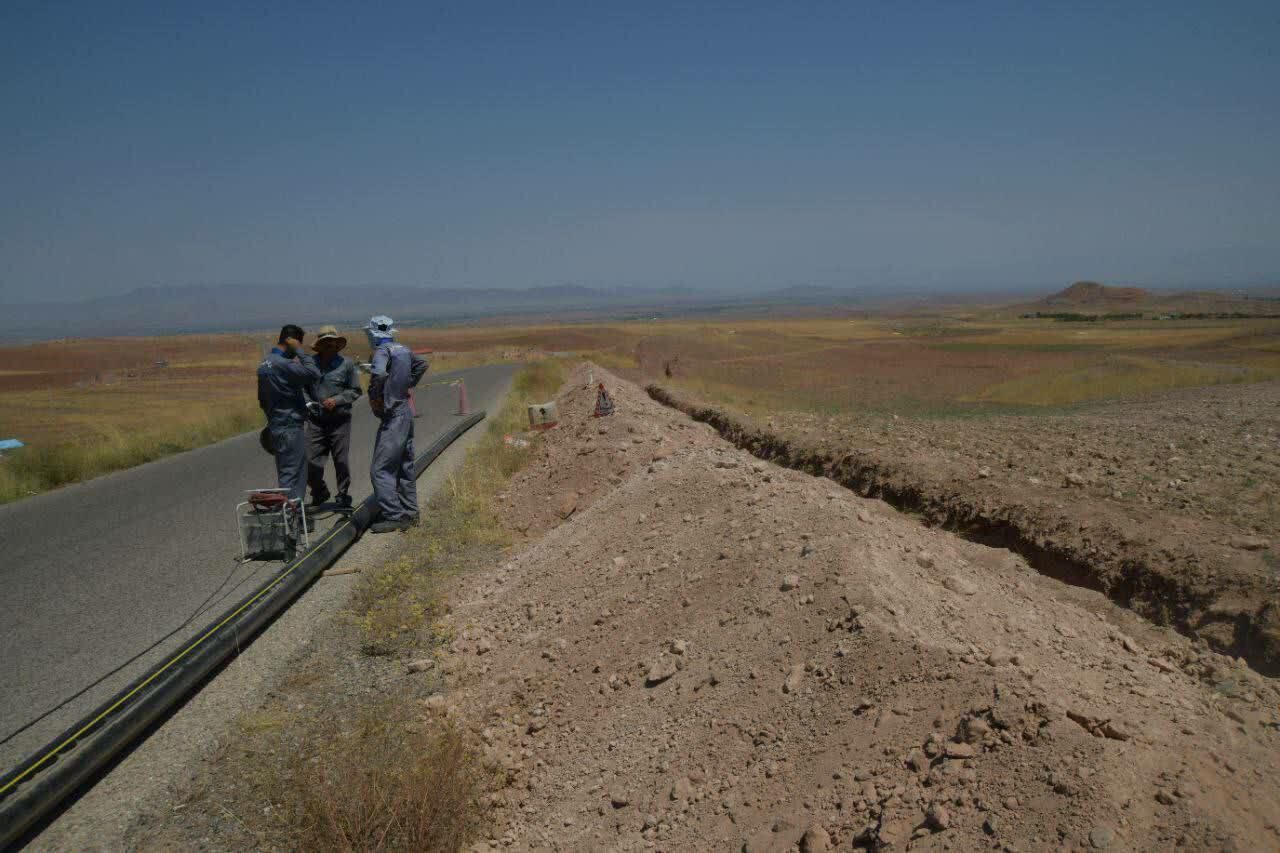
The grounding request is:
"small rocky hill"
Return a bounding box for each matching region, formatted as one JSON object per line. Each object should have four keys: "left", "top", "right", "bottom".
{"left": 1044, "top": 281, "right": 1151, "bottom": 306}
{"left": 1015, "top": 280, "right": 1280, "bottom": 317}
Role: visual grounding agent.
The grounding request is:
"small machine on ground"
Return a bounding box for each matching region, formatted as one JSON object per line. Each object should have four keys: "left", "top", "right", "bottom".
{"left": 528, "top": 400, "right": 559, "bottom": 429}
{"left": 236, "top": 488, "right": 310, "bottom": 561}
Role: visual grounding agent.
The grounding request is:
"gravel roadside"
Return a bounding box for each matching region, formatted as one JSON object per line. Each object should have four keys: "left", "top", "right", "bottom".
{"left": 27, "top": 371, "right": 513, "bottom": 852}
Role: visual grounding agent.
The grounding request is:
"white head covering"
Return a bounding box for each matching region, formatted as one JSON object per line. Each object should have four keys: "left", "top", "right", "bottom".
{"left": 365, "top": 315, "right": 396, "bottom": 350}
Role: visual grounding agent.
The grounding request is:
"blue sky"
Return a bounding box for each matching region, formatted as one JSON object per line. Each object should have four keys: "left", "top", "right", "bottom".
{"left": 2, "top": 0, "right": 1278, "bottom": 302}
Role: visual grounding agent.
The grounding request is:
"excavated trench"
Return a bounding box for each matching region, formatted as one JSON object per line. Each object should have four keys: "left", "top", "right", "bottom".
{"left": 647, "top": 384, "right": 1279, "bottom": 677}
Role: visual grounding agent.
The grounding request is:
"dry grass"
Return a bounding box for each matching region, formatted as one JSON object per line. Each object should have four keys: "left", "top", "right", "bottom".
{"left": 0, "top": 331, "right": 270, "bottom": 503}
{"left": 444, "top": 357, "right": 571, "bottom": 511}
{"left": 423, "top": 348, "right": 520, "bottom": 372}
{"left": 973, "top": 355, "right": 1280, "bottom": 407}
{"left": 350, "top": 551, "right": 442, "bottom": 657}
{"left": 282, "top": 703, "right": 485, "bottom": 853}
{"left": 0, "top": 401, "right": 262, "bottom": 504}
{"left": 218, "top": 360, "right": 569, "bottom": 851}
{"left": 5, "top": 314, "right": 1278, "bottom": 504}
{"left": 0, "top": 324, "right": 582, "bottom": 504}
{"left": 576, "top": 348, "right": 639, "bottom": 370}
{"left": 397, "top": 315, "right": 1280, "bottom": 417}
{"left": 939, "top": 319, "right": 1268, "bottom": 350}
{"left": 0, "top": 333, "right": 268, "bottom": 392}
{"left": 648, "top": 318, "right": 1280, "bottom": 416}
{"left": 351, "top": 358, "right": 567, "bottom": 655}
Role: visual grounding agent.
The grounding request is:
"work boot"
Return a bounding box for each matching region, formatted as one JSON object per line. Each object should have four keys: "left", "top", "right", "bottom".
{"left": 369, "top": 519, "right": 410, "bottom": 534}
{"left": 310, "top": 488, "right": 331, "bottom": 509}
{"left": 334, "top": 493, "right": 353, "bottom": 510}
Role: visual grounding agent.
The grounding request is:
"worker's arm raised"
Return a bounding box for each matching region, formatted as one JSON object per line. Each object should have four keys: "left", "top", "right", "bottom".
{"left": 279, "top": 352, "right": 321, "bottom": 385}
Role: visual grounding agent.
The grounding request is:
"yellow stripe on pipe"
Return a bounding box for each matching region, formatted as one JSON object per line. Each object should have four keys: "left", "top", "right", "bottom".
{"left": 0, "top": 519, "right": 350, "bottom": 798}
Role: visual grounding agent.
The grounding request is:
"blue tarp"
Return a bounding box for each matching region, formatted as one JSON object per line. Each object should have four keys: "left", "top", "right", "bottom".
{"left": 0, "top": 439, "right": 25, "bottom": 452}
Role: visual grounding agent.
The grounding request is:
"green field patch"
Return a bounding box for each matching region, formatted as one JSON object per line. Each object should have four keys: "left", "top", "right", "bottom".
{"left": 972, "top": 356, "right": 1279, "bottom": 407}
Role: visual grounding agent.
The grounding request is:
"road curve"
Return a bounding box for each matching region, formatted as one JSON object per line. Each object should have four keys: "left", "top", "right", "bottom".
{"left": 0, "top": 362, "right": 516, "bottom": 773}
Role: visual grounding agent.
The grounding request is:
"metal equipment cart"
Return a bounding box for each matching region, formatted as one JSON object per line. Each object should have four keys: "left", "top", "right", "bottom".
{"left": 236, "top": 488, "right": 310, "bottom": 561}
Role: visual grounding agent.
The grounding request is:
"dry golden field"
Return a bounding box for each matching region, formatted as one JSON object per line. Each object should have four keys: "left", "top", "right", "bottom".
{"left": 0, "top": 334, "right": 267, "bottom": 444}
{"left": 618, "top": 316, "right": 1280, "bottom": 415}
{"left": 2, "top": 312, "right": 1278, "bottom": 502}
{"left": 400, "top": 314, "right": 1280, "bottom": 415}
{"left": 0, "top": 334, "right": 270, "bottom": 501}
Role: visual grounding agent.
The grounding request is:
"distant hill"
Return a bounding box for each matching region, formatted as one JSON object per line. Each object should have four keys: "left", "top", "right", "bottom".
{"left": 1022, "top": 280, "right": 1280, "bottom": 318}
{"left": 1044, "top": 281, "right": 1151, "bottom": 305}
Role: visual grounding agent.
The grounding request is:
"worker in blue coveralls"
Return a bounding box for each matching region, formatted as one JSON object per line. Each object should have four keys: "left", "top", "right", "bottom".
{"left": 257, "top": 324, "right": 321, "bottom": 502}
{"left": 365, "top": 316, "right": 428, "bottom": 533}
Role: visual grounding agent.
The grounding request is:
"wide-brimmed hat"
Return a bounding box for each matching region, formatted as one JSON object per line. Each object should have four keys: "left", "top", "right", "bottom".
{"left": 312, "top": 325, "right": 348, "bottom": 351}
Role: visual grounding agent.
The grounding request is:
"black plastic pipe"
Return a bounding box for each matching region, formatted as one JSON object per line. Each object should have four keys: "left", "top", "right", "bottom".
{"left": 0, "top": 410, "right": 485, "bottom": 849}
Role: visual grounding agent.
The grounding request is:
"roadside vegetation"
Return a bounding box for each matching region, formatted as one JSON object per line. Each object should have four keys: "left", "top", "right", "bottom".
{"left": 351, "top": 356, "right": 565, "bottom": 655}
{"left": 0, "top": 402, "right": 262, "bottom": 504}
{"left": 286, "top": 702, "right": 485, "bottom": 851}
{"left": 208, "top": 358, "right": 567, "bottom": 851}
{"left": 0, "top": 331, "right": 545, "bottom": 505}
{"left": 0, "top": 333, "right": 268, "bottom": 504}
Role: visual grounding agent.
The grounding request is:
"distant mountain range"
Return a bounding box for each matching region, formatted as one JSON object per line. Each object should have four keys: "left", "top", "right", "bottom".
{"left": 3, "top": 280, "right": 1277, "bottom": 341}
{"left": 0, "top": 284, "right": 731, "bottom": 340}
{"left": 0, "top": 282, "right": 950, "bottom": 340}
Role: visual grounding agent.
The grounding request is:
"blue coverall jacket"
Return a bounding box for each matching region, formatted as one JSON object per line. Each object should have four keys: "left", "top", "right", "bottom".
{"left": 256, "top": 347, "right": 321, "bottom": 500}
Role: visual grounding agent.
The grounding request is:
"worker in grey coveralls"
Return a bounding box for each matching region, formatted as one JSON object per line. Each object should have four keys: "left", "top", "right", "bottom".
{"left": 305, "top": 326, "right": 362, "bottom": 510}
{"left": 365, "top": 316, "right": 428, "bottom": 533}
{"left": 256, "top": 325, "right": 321, "bottom": 502}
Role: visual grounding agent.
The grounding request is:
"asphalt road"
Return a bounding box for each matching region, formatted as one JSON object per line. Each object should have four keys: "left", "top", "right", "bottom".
{"left": 0, "top": 362, "right": 515, "bottom": 773}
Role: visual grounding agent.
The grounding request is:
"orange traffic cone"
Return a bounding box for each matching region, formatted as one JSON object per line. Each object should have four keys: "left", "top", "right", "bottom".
{"left": 455, "top": 379, "right": 470, "bottom": 415}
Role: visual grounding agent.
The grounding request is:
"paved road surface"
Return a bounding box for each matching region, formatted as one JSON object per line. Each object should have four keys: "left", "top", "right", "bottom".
{"left": 0, "top": 363, "right": 515, "bottom": 773}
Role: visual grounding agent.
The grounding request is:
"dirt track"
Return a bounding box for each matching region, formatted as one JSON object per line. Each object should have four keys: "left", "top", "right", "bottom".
{"left": 433, "top": 366, "right": 1279, "bottom": 851}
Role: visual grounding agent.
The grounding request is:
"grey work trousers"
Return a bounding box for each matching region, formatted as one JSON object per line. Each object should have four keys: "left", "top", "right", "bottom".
{"left": 305, "top": 415, "right": 352, "bottom": 498}
{"left": 269, "top": 423, "right": 307, "bottom": 502}
{"left": 371, "top": 406, "right": 417, "bottom": 521}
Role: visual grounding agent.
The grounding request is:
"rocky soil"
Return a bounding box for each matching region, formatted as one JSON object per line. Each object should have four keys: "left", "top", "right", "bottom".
{"left": 771, "top": 382, "right": 1280, "bottom": 540}
{"left": 432, "top": 366, "right": 1279, "bottom": 851}
{"left": 648, "top": 382, "right": 1280, "bottom": 676}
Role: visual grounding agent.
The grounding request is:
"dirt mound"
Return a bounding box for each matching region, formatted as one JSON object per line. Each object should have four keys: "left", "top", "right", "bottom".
{"left": 431, "top": 365, "right": 1280, "bottom": 851}
{"left": 646, "top": 384, "right": 1280, "bottom": 677}
{"left": 1045, "top": 282, "right": 1151, "bottom": 305}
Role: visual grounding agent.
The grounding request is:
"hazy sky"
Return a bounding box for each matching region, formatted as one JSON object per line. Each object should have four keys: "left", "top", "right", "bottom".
{"left": 2, "top": 1, "right": 1278, "bottom": 303}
